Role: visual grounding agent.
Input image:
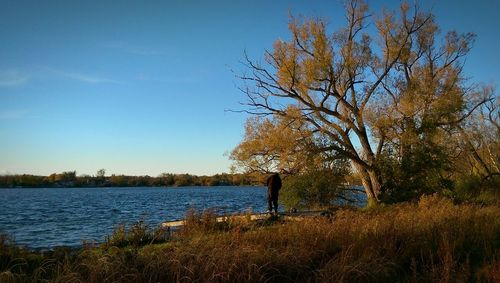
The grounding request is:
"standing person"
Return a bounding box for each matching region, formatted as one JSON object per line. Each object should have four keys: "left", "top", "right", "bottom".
{"left": 267, "top": 173, "right": 282, "bottom": 215}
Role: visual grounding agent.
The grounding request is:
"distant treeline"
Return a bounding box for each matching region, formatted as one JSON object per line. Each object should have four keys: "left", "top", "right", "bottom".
{"left": 0, "top": 171, "right": 264, "bottom": 188}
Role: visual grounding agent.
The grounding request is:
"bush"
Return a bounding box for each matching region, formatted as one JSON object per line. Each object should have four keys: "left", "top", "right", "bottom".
{"left": 452, "top": 174, "right": 500, "bottom": 204}
{"left": 280, "top": 168, "right": 350, "bottom": 210}
{"left": 378, "top": 143, "right": 454, "bottom": 203}
{"left": 103, "top": 221, "right": 169, "bottom": 249}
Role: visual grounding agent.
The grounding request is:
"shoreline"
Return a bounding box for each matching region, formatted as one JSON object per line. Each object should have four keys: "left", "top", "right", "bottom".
{"left": 1, "top": 196, "right": 498, "bottom": 282}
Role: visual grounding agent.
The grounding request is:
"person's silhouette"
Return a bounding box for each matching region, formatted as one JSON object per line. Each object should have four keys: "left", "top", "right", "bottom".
{"left": 266, "top": 173, "right": 282, "bottom": 215}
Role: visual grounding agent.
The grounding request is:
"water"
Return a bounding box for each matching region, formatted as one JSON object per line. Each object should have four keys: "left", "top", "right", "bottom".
{"left": 0, "top": 186, "right": 267, "bottom": 249}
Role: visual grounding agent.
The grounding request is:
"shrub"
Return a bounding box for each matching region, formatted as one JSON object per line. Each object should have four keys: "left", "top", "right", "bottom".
{"left": 103, "top": 221, "right": 169, "bottom": 249}
{"left": 452, "top": 174, "right": 500, "bottom": 205}
{"left": 378, "top": 143, "right": 454, "bottom": 203}
{"left": 281, "top": 168, "right": 349, "bottom": 210}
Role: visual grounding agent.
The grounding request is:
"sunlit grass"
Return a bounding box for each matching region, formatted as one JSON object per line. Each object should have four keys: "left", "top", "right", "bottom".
{"left": 1, "top": 195, "right": 499, "bottom": 282}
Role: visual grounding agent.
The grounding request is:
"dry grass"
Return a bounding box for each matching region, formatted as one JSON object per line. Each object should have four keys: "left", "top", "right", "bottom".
{"left": 1, "top": 195, "right": 499, "bottom": 282}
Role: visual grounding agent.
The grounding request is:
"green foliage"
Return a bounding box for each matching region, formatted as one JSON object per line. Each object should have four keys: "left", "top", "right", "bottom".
{"left": 452, "top": 175, "right": 500, "bottom": 205}
{"left": 281, "top": 168, "right": 349, "bottom": 210}
{"left": 378, "top": 141, "right": 453, "bottom": 203}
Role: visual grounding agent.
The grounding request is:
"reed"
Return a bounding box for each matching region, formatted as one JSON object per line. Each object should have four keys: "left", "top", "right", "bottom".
{"left": 1, "top": 195, "right": 498, "bottom": 282}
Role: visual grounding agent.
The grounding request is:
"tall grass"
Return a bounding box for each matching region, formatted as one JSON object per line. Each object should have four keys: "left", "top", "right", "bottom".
{"left": 103, "top": 220, "right": 169, "bottom": 249}
{"left": 1, "top": 195, "right": 498, "bottom": 282}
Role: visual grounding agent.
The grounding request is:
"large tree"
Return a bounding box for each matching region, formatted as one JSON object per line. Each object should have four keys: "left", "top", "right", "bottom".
{"left": 233, "top": 0, "right": 490, "bottom": 204}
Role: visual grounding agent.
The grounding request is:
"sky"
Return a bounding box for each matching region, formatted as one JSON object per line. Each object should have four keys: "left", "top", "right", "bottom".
{"left": 0, "top": 0, "right": 498, "bottom": 176}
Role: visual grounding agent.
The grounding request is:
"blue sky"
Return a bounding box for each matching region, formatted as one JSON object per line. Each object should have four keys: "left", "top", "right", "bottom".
{"left": 0, "top": 0, "right": 498, "bottom": 176}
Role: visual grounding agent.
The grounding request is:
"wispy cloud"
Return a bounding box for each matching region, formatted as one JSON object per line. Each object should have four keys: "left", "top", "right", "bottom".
{"left": 42, "top": 67, "right": 120, "bottom": 84}
{"left": 61, "top": 71, "right": 119, "bottom": 84}
{"left": 102, "top": 41, "right": 165, "bottom": 56}
{"left": 0, "top": 109, "right": 29, "bottom": 120}
{"left": 0, "top": 67, "right": 120, "bottom": 86}
{"left": 0, "top": 70, "right": 29, "bottom": 87}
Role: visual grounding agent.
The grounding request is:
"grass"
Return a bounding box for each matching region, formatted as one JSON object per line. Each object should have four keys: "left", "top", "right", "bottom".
{"left": 1, "top": 194, "right": 499, "bottom": 282}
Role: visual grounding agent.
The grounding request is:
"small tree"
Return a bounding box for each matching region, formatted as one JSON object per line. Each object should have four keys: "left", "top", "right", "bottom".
{"left": 96, "top": 169, "right": 106, "bottom": 186}
{"left": 96, "top": 169, "right": 106, "bottom": 178}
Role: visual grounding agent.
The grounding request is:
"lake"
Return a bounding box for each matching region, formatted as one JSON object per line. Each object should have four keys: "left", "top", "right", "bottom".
{"left": 0, "top": 186, "right": 267, "bottom": 249}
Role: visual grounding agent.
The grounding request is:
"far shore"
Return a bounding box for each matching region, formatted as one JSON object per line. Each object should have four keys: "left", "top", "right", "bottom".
{"left": 0, "top": 172, "right": 266, "bottom": 188}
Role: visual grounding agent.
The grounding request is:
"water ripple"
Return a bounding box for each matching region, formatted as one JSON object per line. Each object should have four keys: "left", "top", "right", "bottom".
{"left": 0, "top": 186, "right": 266, "bottom": 249}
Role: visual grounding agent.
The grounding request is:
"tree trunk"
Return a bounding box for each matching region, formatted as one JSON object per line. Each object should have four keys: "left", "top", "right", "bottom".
{"left": 353, "top": 163, "right": 381, "bottom": 206}
{"left": 354, "top": 135, "right": 383, "bottom": 205}
{"left": 367, "top": 169, "right": 382, "bottom": 200}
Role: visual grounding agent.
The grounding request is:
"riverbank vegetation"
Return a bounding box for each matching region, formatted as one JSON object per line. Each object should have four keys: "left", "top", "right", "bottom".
{"left": 0, "top": 171, "right": 265, "bottom": 188}
{"left": 1, "top": 195, "right": 498, "bottom": 282}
